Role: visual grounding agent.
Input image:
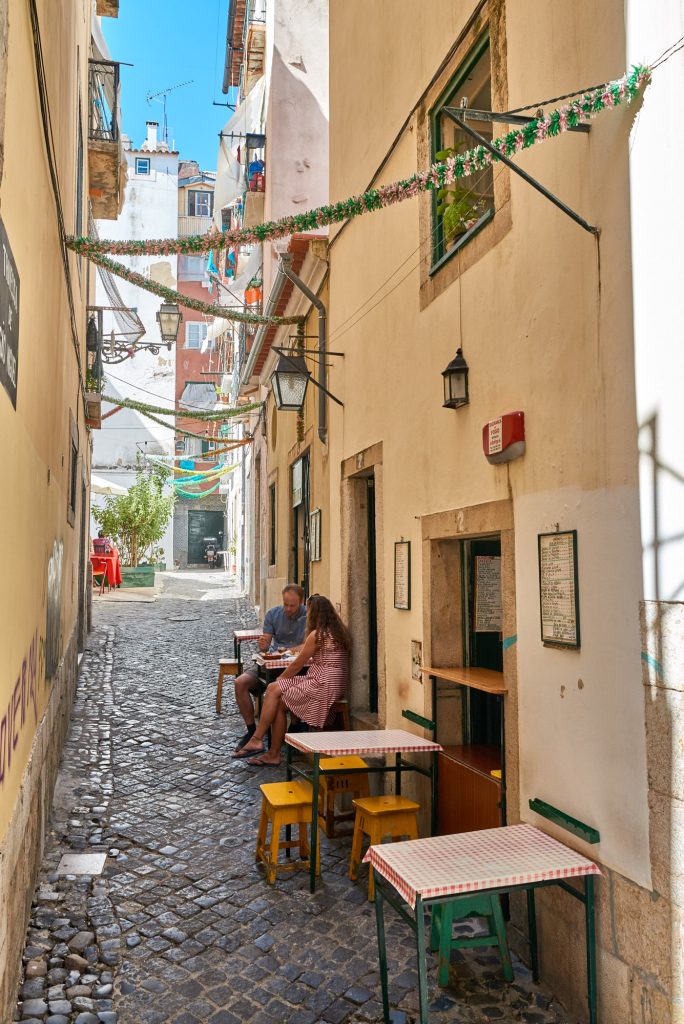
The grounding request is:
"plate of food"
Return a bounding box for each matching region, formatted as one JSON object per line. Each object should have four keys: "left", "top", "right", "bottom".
{"left": 263, "top": 651, "right": 283, "bottom": 660}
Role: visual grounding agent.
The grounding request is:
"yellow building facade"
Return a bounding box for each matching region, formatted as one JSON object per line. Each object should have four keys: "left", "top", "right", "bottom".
{"left": 245, "top": 1, "right": 681, "bottom": 1020}
{"left": 0, "top": 0, "right": 121, "bottom": 1015}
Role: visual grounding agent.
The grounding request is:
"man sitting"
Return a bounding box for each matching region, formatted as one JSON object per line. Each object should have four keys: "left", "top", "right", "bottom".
{"left": 233, "top": 584, "right": 307, "bottom": 753}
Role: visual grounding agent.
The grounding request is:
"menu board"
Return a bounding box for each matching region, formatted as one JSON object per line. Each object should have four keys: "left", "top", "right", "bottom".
{"left": 474, "top": 555, "right": 502, "bottom": 632}
{"left": 394, "top": 540, "right": 411, "bottom": 610}
{"left": 538, "top": 530, "right": 580, "bottom": 648}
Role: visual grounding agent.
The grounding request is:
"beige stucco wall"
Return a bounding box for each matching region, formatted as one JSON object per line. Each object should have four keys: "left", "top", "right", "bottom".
{"left": 0, "top": 0, "right": 93, "bottom": 1015}
{"left": 327, "top": 0, "right": 648, "bottom": 881}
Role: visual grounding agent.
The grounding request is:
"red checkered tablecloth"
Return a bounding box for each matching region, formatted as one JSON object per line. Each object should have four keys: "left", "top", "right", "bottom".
{"left": 254, "top": 654, "right": 296, "bottom": 671}
{"left": 363, "top": 823, "right": 601, "bottom": 909}
{"left": 285, "top": 729, "right": 443, "bottom": 757}
{"left": 234, "top": 628, "right": 262, "bottom": 642}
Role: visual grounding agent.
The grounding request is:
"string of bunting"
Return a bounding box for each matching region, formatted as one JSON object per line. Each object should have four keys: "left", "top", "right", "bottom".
{"left": 88, "top": 252, "right": 304, "bottom": 327}
{"left": 68, "top": 65, "right": 651, "bottom": 267}
{"left": 102, "top": 393, "right": 261, "bottom": 423}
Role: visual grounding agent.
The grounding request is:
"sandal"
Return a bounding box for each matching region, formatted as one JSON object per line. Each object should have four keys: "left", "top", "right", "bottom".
{"left": 233, "top": 728, "right": 256, "bottom": 752}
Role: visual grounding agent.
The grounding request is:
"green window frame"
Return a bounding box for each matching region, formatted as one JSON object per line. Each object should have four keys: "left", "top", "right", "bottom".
{"left": 430, "top": 34, "right": 494, "bottom": 273}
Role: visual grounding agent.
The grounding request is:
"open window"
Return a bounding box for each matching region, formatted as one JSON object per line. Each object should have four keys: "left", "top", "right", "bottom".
{"left": 431, "top": 37, "right": 494, "bottom": 269}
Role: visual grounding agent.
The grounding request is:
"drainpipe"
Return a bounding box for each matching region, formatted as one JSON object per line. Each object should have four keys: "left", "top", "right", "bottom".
{"left": 279, "top": 253, "right": 328, "bottom": 444}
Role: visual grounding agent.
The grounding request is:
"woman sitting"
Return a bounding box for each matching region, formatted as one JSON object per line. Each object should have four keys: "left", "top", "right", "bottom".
{"left": 235, "top": 594, "right": 351, "bottom": 767}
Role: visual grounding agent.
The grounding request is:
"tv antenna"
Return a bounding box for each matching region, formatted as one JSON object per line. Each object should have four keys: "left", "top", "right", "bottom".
{"left": 146, "top": 79, "right": 193, "bottom": 145}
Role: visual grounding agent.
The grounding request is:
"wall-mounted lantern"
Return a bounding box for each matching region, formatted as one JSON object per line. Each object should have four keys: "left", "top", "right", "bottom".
{"left": 271, "top": 353, "right": 310, "bottom": 411}
{"left": 442, "top": 347, "right": 469, "bottom": 409}
{"left": 156, "top": 302, "right": 182, "bottom": 348}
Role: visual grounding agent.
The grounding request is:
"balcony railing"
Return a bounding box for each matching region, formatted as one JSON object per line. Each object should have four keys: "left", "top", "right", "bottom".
{"left": 88, "top": 59, "right": 120, "bottom": 143}
{"left": 178, "top": 215, "right": 213, "bottom": 237}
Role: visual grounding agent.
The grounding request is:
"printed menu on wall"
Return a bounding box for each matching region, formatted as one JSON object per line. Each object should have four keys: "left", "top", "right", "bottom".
{"left": 394, "top": 540, "right": 411, "bottom": 610}
{"left": 474, "top": 555, "right": 502, "bottom": 632}
{"left": 538, "top": 530, "right": 581, "bottom": 648}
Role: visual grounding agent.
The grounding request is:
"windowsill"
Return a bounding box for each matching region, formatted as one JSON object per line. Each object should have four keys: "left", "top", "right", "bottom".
{"left": 429, "top": 207, "right": 495, "bottom": 277}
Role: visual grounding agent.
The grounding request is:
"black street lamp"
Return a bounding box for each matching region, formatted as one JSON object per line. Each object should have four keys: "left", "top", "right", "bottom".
{"left": 156, "top": 302, "right": 182, "bottom": 347}
{"left": 442, "top": 347, "right": 470, "bottom": 409}
{"left": 271, "top": 353, "right": 310, "bottom": 411}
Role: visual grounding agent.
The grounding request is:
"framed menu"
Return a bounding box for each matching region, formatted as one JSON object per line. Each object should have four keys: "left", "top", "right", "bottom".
{"left": 538, "top": 530, "right": 580, "bottom": 648}
{"left": 394, "top": 540, "right": 411, "bottom": 610}
{"left": 474, "top": 555, "right": 502, "bottom": 632}
{"left": 309, "top": 508, "right": 321, "bottom": 562}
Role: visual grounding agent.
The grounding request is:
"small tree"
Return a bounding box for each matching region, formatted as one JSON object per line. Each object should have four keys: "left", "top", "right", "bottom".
{"left": 92, "top": 460, "right": 175, "bottom": 567}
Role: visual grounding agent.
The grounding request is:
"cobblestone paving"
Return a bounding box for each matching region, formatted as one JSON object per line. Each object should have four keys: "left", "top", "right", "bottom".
{"left": 14, "top": 572, "right": 578, "bottom": 1024}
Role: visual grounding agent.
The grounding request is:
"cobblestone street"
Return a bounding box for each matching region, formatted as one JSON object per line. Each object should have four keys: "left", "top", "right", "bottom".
{"left": 14, "top": 573, "right": 577, "bottom": 1024}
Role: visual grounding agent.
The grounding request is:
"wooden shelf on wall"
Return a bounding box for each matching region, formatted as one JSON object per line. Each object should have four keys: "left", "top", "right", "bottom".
{"left": 421, "top": 665, "right": 507, "bottom": 695}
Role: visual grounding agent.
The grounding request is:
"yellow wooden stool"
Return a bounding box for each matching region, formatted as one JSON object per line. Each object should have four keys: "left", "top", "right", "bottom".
{"left": 318, "top": 756, "right": 371, "bottom": 838}
{"left": 255, "top": 780, "right": 321, "bottom": 884}
{"left": 349, "top": 794, "right": 420, "bottom": 900}
{"left": 216, "top": 658, "right": 239, "bottom": 714}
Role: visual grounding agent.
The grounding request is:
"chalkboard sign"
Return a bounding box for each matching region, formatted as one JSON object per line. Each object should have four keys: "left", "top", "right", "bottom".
{"left": 0, "top": 218, "right": 19, "bottom": 408}
{"left": 538, "top": 530, "right": 580, "bottom": 648}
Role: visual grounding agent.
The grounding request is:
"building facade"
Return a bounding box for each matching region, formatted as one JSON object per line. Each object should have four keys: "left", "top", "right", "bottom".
{"left": 241, "top": 0, "right": 682, "bottom": 1019}
{"left": 91, "top": 120, "right": 179, "bottom": 568}
{"left": 0, "top": 0, "right": 123, "bottom": 1017}
{"left": 219, "top": 0, "right": 330, "bottom": 610}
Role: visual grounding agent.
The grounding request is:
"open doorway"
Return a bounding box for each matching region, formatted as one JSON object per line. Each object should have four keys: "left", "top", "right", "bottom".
{"left": 291, "top": 453, "right": 310, "bottom": 595}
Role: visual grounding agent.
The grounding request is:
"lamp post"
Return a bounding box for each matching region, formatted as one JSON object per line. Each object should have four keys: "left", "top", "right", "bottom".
{"left": 442, "top": 347, "right": 469, "bottom": 409}
{"left": 156, "top": 302, "right": 182, "bottom": 348}
{"left": 271, "top": 353, "right": 310, "bottom": 411}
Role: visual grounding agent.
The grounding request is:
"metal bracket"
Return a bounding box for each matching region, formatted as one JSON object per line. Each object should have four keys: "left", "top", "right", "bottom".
{"left": 442, "top": 107, "right": 598, "bottom": 236}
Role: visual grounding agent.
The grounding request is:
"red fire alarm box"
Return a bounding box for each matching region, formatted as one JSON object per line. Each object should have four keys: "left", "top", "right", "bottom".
{"left": 483, "top": 411, "right": 525, "bottom": 464}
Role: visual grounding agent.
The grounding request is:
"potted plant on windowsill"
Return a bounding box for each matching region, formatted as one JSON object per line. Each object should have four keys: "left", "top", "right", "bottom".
{"left": 92, "top": 460, "right": 174, "bottom": 587}
{"left": 435, "top": 146, "right": 490, "bottom": 252}
{"left": 85, "top": 369, "right": 103, "bottom": 429}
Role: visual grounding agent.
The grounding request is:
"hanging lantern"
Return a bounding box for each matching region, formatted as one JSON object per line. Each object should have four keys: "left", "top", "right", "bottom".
{"left": 271, "top": 354, "right": 309, "bottom": 412}
{"left": 156, "top": 302, "right": 182, "bottom": 343}
{"left": 86, "top": 315, "right": 99, "bottom": 353}
{"left": 442, "top": 348, "right": 470, "bottom": 409}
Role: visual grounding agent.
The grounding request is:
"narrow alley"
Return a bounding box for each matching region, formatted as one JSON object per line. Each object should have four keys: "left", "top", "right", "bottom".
{"left": 14, "top": 574, "right": 572, "bottom": 1024}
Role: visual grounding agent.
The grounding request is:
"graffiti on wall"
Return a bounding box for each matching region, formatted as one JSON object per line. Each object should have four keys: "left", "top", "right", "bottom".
{"left": 0, "top": 630, "right": 40, "bottom": 785}
{"left": 45, "top": 539, "right": 63, "bottom": 678}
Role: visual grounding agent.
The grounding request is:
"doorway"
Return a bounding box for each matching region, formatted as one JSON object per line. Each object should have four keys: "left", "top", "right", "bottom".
{"left": 291, "top": 453, "right": 310, "bottom": 595}
{"left": 187, "top": 510, "right": 224, "bottom": 565}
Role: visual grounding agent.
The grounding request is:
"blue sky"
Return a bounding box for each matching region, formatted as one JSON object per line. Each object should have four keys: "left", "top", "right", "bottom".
{"left": 102, "top": 0, "right": 237, "bottom": 170}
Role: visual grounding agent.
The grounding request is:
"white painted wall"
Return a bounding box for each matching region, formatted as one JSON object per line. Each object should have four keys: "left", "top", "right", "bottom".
{"left": 628, "top": 3, "right": 684, "bottom": 603}
{"left": 516, "top": 486, "right": 651, "bottom": 887}
{"left": 93, "top": 124, "right": 179, "bottom": 568}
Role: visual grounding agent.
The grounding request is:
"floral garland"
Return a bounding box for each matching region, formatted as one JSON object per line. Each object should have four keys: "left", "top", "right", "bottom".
{"left": 101, "top": 393, "right": 261, "bottom": 422}
{"left": 89, "top": 252, "right": 304, "bottom": 327}
{"left": 68, "top": 66, "right": 650, "bottom": 263}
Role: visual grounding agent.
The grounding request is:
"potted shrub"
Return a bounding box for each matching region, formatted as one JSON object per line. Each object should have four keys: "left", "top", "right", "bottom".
{"left": 228, "top": 536, "right": 237, "bottom": 574}
{"left": 92, "top": 461, "right": 174, "bottom": 587}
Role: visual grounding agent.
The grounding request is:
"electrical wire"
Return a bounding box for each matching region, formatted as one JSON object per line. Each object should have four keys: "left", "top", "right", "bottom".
{"left": 105, "top": 370, "right": 221, "bottom": 413}
{"left": 329, "top": 163, "right": 504, "bottom": 346}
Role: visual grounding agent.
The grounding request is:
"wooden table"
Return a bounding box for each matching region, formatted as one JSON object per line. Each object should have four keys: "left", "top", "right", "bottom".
{"left": 285, "top": 729, "right": 443, "bottom": 893}
{"left": 232, "top": 627, "right": 261, "bottom": 673}
{"left": 365, "top": 823, "right": 601, "bottom": 1024}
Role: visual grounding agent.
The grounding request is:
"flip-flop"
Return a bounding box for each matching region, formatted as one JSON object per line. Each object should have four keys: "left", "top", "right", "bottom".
{"left": 246, "top": 756, "right": 281, "bottom": 768}
{"left": 231, "top": 745, "right": 265, "bottom": 760}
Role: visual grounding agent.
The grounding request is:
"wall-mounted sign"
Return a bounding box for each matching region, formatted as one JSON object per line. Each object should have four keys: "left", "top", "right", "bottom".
{"left": 538, "top": 530, "right": 580, "bottom": 648}
{"left": 483, "top": 411, "right": 525, "bottom": 464}
{"left": 0, "top": 218, "right": 20, "bottom": 408}
{"left": 394, "top": 540, "right": 411, "bottom": 610}
{"left": 474, "top": 555, "right": 502, "bottom": 632}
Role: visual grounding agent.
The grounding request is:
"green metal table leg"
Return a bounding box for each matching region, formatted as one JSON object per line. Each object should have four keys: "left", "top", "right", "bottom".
{"left": 527, "top": 888, "right": 539, "bottom": 982}
{"left": 431, "top": 750, "right": 438, "bottom": 835}
{"left": 374, "top": 874, "right": 391, "bottom": 1024}
{"left": 585, "top": 875, "right": 598, "bottom": 1024}
{"left": 396, "top": 752, "right": 402, "bottom": 795}
{"left": 415, "top": 895, "right": 430, "bottom": 1024}
{"left": 309, "top": 753, "right": 320, "bottom": 892}
{"left": 285, "top": 743, "right": 293, "bottom": 858}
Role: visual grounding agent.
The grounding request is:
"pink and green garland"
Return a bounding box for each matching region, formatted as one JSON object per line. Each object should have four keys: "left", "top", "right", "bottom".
{"left": 68, "top": 65, "right": 651, "bottom": 324}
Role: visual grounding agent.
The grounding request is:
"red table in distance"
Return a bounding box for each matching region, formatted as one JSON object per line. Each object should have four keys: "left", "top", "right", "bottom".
{"left": 90, "top": 551, "right": 122, "bottom": 588}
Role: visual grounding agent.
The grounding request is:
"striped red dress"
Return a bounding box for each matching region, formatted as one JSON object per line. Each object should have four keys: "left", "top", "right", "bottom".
{"left": 277, "top": 631, "right": 349, "bottom": 728}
